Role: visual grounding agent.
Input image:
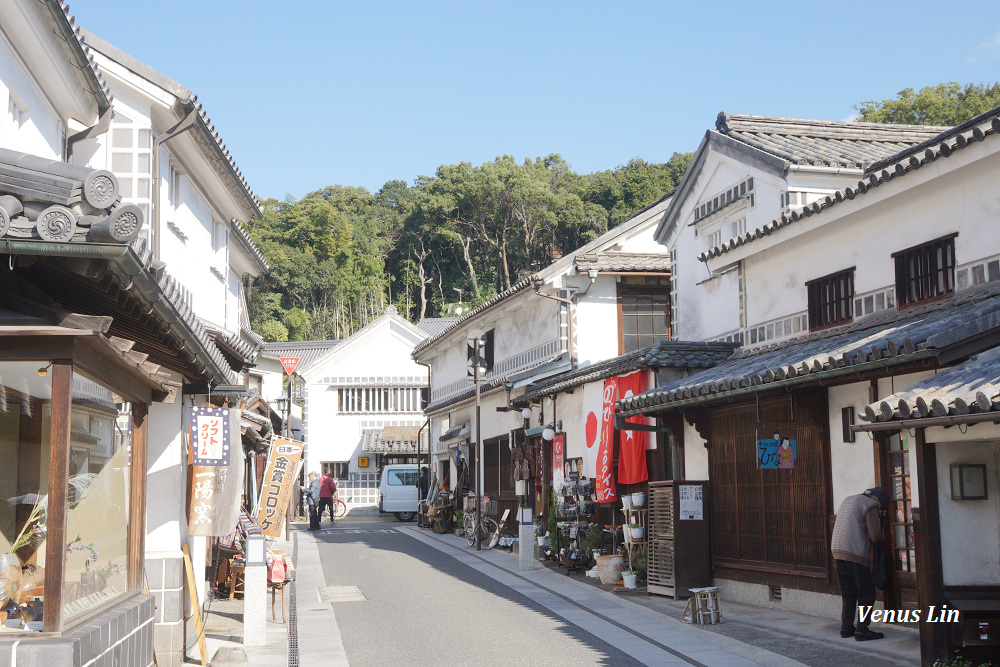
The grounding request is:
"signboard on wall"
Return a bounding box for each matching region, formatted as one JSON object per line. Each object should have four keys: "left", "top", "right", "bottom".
{"left": 255, "top": 437, "right": 304, "bottom": 538}
{"left": 595, "top": 376, "right": 618, "bottom": 503}
{"left": 186, "top": 406, "right": 244, "bottom": 536}
{"left": 757, "top": 436, "right": 797, "bottom": 469}
{"left": 358, "top": 456, "right": 369, "bottom": 468}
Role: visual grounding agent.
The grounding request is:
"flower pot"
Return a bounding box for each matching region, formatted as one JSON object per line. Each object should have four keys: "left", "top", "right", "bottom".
{"left": 631, "top": 492, "right": 645, "bottom": 508}
{"left": 537, "top": 536, "right": 548, "bottom": 547}
{"left": 595, "top": 554, "right": 625, "bottom": 585}
{"left": 622, "top": 571, "right": 637, "bottom": 589}
{"left": 628, "top": 525, "right": 644, "bottom": 540}
{"left": 621, "top": 496, "right": 633, "bottom": 510}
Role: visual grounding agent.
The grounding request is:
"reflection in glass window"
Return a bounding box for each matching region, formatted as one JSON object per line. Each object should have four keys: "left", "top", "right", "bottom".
{"left": 0, "top": 362, "right": 53, "bottom": 630}
{"left": 61, "top": 371, "right": 130, "bottom": 623}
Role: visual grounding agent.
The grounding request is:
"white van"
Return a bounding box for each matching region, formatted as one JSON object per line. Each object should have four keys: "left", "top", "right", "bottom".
{"left": 378, "top": 464, "right": 420, "bottom": 521}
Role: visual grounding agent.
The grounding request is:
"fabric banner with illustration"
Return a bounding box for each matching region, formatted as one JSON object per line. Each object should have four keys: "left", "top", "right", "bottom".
{"left": 186, "top": 407, "right": 244, "bottom": 537}
{"left": 581, "top": 381, "right": 604, "bottom": 478}
{"left": 617, "top": 371, "right": 649, "bottom": 484}
{"left": 595, "top": 376, "right": 618, "bottom": 502}
{"left": 255, "top": 437, "right": 304, "bottom": 538}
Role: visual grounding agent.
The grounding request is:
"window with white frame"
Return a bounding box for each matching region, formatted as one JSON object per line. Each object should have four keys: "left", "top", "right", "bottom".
{"left": 705, "top": 228, "right": 722, "bottom": 250}
{"left": 338, "top": 387, "right": 423, "bottom": 413}
{"left": 109, "top": 115, "right": 152, "bottom": 245}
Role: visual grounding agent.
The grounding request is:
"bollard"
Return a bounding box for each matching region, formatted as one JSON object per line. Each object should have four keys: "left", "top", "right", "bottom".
{"left": 243, "top": 527, "right": 267, "bottom": 645}
{"left": 518, "top": 508, "right": 537, "bottom": 571}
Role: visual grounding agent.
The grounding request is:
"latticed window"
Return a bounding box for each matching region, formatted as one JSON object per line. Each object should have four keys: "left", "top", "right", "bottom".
{"left": 619, "top": 276, "right": 671, "bottom": 353}
{"left": 337, "top": 387, "right": 422, "bottom": 413}
{"left": 807, "top": 269, "right": 854, "bottom": 331}
{"left": 893, "top": 235, "right": 956, "bottom": 307}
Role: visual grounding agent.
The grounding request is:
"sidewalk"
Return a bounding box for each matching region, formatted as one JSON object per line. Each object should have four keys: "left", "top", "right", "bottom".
{"left": 401, "top": 525, "right": 921, "bottom": 667}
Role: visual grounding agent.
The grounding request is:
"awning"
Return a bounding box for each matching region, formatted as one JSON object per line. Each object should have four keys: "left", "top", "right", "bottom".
{"left": 362, "top": 426, "right": 428, "bottom": 454}
{"left": 857, "top": 346, "right": 1000, "bottom": 430}
{"left": 438, "top": 423, "right": 469, "bottom": 442}
{"left": 619, "top": 285, "right": 1000, "bottom": 417}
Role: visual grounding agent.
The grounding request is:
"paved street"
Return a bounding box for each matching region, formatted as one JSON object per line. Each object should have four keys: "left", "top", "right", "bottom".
{"left": 291, "top": 516, "right": 919, "bottom": 667}
{"left": 315, "top": 518, "right": 643, "bottom": 666}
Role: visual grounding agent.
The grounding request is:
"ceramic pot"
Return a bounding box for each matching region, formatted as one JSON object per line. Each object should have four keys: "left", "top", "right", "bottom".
{"left": 595, "top": 554, "right": 625, "bottom": 585}
{"left": 631, "top": 492, "right": 645, "bottom": 508}
{"left": 622, "top": 571, "right": 638, "bottom": 589}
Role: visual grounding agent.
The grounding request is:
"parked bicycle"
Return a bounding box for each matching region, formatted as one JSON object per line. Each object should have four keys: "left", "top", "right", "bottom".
{"left": 463, "top": 497, "right": 509, "bottom": 549}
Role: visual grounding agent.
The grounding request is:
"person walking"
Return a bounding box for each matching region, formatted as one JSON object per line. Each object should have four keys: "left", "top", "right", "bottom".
{"left": 318, "top": 470, "right": 338, "bottom": 523}
{"left": 301, "top": 472, "right": 321, "bottom": 530}
{"left": 831, "top": 486, "right": 890, "bottom": 641}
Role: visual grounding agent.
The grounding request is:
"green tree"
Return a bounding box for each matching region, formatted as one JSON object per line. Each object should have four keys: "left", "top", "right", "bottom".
{"left": 855, "top": 82, "right": 1000, "bottom": 126}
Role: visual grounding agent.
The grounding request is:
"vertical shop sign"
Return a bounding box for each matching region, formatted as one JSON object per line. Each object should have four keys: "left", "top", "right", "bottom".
{"left": 186, "top": 407, "right": 244, "bottom": 536}
{"left": 552, "top": 433, "right": 565, "bottom": 479}
{"left": 581, "top": 381, "right": 603, "bottom": 478}
{"left": 617, "top": 371, "right": 648, "bottom": 484}
{"left": 595, "top": 376, "right": 618, "bottom": 502}
{"left": 255, "top": 437, "right": 304, "bottom": 538}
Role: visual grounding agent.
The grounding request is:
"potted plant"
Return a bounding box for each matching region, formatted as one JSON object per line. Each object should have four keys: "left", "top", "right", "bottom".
{"left": 621, "top": 569, "right": 637, "bottom": 589}
{"left": 627, "top": 523, "right": 644, "bottom": 540}
{"left": 454, "top": 509, "right": 464, "bottom": 537}
{"left": 632, "top": 548, "right": 647, "bottom": 584}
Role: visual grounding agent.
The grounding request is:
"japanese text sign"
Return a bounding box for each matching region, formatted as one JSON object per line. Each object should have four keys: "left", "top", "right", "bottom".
{"left": 279, "top": 357, "right": 300, "bottom": 375}
{"left": 255, "top": 437, "right": 304, "bottom": 538}
{"left": 187, "top": 406, "right": 232, "bottom": 466}
{"left": 757, "top": 436, "right": 797, "bottom": 469}
{"left": 595, "top": 376, "right": 618, "bottom": 503}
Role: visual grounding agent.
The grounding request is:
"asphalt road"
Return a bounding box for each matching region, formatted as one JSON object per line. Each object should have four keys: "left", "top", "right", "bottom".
{"left": 316, "top": 517, "right": 643, "bottom": 666}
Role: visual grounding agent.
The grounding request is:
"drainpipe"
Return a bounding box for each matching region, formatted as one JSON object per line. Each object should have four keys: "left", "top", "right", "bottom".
{"left": 152, "top": 106, "right": 199, "bottom": 259}
{"left": 66, "top": 107, "right": 114, "bottom": 161}
{"left": 532, "top": 280, "right": 576, "bottom": 370}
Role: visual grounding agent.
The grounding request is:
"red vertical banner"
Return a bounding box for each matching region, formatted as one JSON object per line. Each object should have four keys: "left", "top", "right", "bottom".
{"left": 617, "top": 371, "right": 648, "bottom": 484}
{"left": 595, "top": 376, "right": 618, "bottom": 502}
{"left": 552, "top": 433, "right": 565, "bottom": 480}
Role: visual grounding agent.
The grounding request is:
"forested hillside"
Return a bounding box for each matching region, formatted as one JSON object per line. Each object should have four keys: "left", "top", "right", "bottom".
{"left": 245, "top": 153, "right": 692, "bottom": 342}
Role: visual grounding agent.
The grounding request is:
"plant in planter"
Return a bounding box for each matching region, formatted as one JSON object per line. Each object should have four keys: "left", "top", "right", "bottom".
{"left": 632, "top": 548, "right": 647, "bottom": 583}
{"left": 547, "top": 489, "right": 564, "bottom": 541}
{"left": 579, "top": 524, "right": 603, "bottom": 564}
{"left": 454, "top": 510, "right": 465, "bottom": 536}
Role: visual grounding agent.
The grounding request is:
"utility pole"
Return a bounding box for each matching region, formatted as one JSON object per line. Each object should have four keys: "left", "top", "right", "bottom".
{"left": 473, "top": 336, "right": 482, "bottom": 551}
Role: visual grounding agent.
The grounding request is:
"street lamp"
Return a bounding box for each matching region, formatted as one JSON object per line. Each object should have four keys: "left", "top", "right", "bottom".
{"left": 452, "top": 287, "right": 464, "bottom": 315}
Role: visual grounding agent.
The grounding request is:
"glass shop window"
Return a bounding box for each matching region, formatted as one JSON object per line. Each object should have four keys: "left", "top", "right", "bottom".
{"left": 61, "top": 370, "right": 130, "bottom": 624}
{"left": 0, "top": 361, "right": 53, "bottom": 632}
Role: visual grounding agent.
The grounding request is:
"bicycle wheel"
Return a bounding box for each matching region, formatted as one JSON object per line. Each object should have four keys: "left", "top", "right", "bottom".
{"left": 333, "top": 498, "right": 347, "bottom": 519}
{"left": 481, "top": 517, "right": 500, "bottom": 550}
{"left": 464, "top": 514, "right": 477, "bottom": 546}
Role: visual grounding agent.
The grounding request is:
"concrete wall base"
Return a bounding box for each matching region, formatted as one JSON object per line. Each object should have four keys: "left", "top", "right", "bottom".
{"left": 712, "top": 578, "right": 846, "bottom": 619}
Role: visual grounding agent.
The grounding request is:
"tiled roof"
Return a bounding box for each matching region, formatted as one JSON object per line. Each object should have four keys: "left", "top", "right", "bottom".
{"left": 423, "top": 352, "right": 564, "bottom": 414}
{"left": 49, "top": 2, "right": 113, "bottom": 112}
{"left": 861, "top": 346, "right": 1000, "bottom": 424}
{"left": 417, "top": 317, "right": 461, "bottom": 338}
{"left": 202, "top": 320, "right": 263, "bottom": 368}
{"left": 439, "top": 423, "right": 469, "bottom": 442}
{"left": 230, "top": 218, "right": 268, "bottom": 273}
{"left": 700, "top": 107, "right": 1000, "bottom": 263}
{"left": 618, "top": 284, "right": 1000, "bottom": 416}
{"left": 575, "top": 252, "right": 671, "bottom": 273}
{"left": 514, "top": 340, "right": 736, "bottom": 404}
{"left": 80, "top": 29, "right": 261, "bottom": 220}
{"left": 716, "top": 112, "right": 949, "bottom": 169}
{"left": 261, "top": 340, "right": 341, "bottom": 372}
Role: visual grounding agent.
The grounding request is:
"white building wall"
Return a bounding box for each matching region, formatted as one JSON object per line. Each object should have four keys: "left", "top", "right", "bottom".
{"left": 933, "top": 439, "right": 1000, "bottom": 586}
{"left": 304, "top": 320, "right": 428, "bottom": 477}
{"left": 827, "top": 382, "right": 877, "bottom": 510}
{"left": 575, "top": 277, "right": 620, "bottom": 365}
{"left": 0, "top": 37, "right": 63, "bottom": 158}
{"left": 683, "top": 420, "right": 709, "bottom": 480}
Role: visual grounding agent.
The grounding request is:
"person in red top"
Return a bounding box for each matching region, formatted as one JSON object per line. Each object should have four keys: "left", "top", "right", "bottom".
{"left": 317, "top": 471, "right": 338, "bottom": 523}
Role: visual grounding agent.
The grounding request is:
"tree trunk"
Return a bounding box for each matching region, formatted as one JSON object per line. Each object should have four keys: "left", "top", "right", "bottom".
{"left": 459, "top": 235, "right": 481, "bottom": 301}
{"left": 500, "top": 240, "right": 511, "bottom": 291}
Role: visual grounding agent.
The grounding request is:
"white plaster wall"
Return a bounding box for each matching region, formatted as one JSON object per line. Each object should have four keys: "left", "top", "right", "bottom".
{"left": 827, "top": 382, "right": 877, "bottom": 509}
{"left": 933, "top": 440, "right": 1000, "bottom": 586}
{"left": 575, "top": 277, "right": 619, "bottom": 365}
{"left": 0, "top": 36, "right": 63, "bottom": 158}
{"left": 145, "top": 398, "right": 187, "bottom": 552}
{"left": 303, "top": 320, "right": 427, "bottom": 476}
{"left": 741, "top": 146, "right": 1000, "bottom": 327}
{"left": 683, "top": 420, "right": 709, "bottom": 480}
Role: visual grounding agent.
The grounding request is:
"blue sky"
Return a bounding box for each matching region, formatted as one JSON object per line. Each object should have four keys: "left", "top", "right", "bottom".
{"left": 71, "top": 1, "right": 1000, "bottom": 202}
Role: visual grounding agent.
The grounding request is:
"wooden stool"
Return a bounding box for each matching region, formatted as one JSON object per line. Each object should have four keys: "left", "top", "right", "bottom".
{"left": 227, "top": 566, "right": 245, "bottom": 600}
{"left": 268, "top": 581, "right": 286, "bottom": 623}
